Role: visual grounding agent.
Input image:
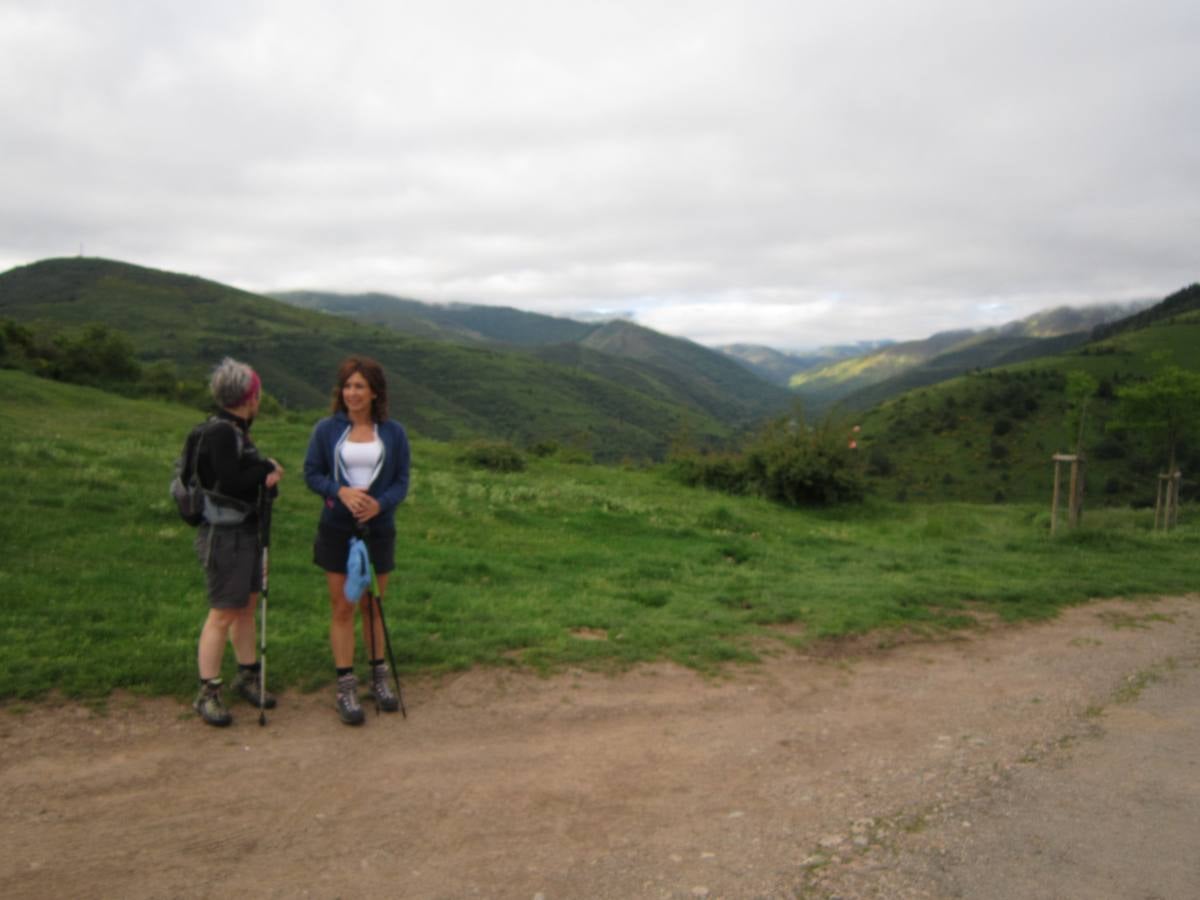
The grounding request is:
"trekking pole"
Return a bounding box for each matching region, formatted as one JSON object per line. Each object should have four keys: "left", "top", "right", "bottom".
{"left": 257, "top": 488, "right": 273, "bottom": 727}
{"left": 357, "top": 525, "right": 406, "bottom": 718}
{"left": 364, "top": 583, "right": 381, "bottom": 717}
{"left": 367, "top": 556, "right": 406, "bottom": 719}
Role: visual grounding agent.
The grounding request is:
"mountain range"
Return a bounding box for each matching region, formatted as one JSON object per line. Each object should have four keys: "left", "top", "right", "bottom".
{"left": 0, "top": 258, "right": 791, "bottom": 460}
{"left": 720, "top": 301, "right": 1148, "bottom": 415}
{"left": 2, "top": 255, "right": 1197, "bottom": 504}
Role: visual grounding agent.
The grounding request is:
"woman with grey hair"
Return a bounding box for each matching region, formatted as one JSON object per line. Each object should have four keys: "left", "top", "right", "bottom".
{"left": 191, "top": 357, "right": 284, "bottom": 726}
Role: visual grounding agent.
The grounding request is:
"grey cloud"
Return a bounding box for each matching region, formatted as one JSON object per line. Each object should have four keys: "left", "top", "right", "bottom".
{"left": 2, "top": 0, "right": 1196, "bottom": 348}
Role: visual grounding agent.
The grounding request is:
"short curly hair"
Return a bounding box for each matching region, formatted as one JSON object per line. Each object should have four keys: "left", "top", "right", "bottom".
{"left": 209, "top": 357, "right": 260, "bottom": 408}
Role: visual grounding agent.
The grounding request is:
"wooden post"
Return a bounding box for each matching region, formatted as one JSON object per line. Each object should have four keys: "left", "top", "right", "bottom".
{"left": 1155, "top": 474, "right": 1165, "bottom": 530}
{"left": 1154, "top": 471, "right": 1183, "bottom": 531}
{"left": 1050, "top": 454, "right": 1076, "bottom": 535}
{"left": 1050, "top": 457, "right": 1063, "bottom": 535}
{"left": 1067, "top": 456, "right": 1083, "bottom": 528}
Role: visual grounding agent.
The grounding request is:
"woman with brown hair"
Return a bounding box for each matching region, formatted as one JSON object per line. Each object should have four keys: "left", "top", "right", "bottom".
{"left": 303, "top": 356, "right": 411, "bottom": 725}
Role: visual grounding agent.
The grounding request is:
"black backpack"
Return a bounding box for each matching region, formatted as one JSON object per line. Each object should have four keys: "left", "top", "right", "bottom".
{"left": 169, "top": 418, "right": 251, "bottom": 526}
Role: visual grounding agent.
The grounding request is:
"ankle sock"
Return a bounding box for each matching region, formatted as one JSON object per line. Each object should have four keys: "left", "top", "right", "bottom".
{"left": 336, "top": 666, "right": 354, "bottom": 678}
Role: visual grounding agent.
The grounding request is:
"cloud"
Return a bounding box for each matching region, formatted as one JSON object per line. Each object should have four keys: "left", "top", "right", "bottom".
{"left": 2, "top": 0, "right": 1197, "bottom": 348}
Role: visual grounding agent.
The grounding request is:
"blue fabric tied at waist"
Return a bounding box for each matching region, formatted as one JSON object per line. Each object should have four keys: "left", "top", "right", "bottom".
{"left": 344, "top": 537, "right": 371, "bottom": 603}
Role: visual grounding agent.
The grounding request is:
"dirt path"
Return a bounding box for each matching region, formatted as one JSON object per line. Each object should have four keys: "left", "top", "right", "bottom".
{"left": 2, "top": 594, "right": 1197, "bottom": 900}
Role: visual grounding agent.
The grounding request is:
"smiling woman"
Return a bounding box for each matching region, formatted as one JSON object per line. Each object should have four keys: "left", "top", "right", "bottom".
{"left": 302, "top": 355, "right": 411, "bottom": 726}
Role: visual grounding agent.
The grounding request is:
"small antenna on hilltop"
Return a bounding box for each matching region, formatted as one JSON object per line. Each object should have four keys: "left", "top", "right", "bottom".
{"left": 78, "top": 243, "right": 84, "bottom": 258}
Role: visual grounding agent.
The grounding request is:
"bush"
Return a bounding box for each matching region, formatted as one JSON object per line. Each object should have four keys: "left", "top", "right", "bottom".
{"left": 746, "top": 416, "right": 866, "bottom": 506}
{"left": 867, "top": 447, "right": 894, "bottom": 476}
{"left": 672, "top": 410, "right": 864, "bottom": 507}
{"left": 458, "top": 440, "right": 526, "bottom": 472}
{"left": 670, "top": 452, "right": 751, "bottom": 495}
{"left": 528, "top": 439, "right": 560, "bottom": 458}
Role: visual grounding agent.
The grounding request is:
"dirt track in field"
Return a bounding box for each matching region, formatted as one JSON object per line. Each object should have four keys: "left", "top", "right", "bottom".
{"left": 2, "top": 594, "right": 1198, "bottom": 899}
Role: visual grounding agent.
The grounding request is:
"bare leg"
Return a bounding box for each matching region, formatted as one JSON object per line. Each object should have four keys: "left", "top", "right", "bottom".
{"left": 229, "top": 597, "right": 259, "bottom": 666}
{"left": 360, "top": 574, "right": 390, "bottom": 660}
{"left": 198, "top": 607, "right": 245, "bottom": 680}
{"left": 327, "top": 572, "right": 358, "bottom": 669}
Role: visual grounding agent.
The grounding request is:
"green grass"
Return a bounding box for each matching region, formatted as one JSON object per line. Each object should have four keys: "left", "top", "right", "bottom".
{"left": 2, "top": 369, "right": 1198, "bottom": 702}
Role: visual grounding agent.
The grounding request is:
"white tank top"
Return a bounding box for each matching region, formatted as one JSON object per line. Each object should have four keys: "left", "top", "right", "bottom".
{"left": 340, "top": 438, "right": 382, "bottom": 488}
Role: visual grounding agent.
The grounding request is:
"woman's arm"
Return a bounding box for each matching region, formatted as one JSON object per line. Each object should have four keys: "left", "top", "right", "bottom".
{"left": 374, "top": 424, "right": 411, "bottom": 513}
{"left": 303, "top": 421, "right": 340, "bottom": 499}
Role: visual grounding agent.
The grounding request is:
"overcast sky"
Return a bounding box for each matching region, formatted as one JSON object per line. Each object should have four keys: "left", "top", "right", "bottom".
{"left": 2, "top": 0, "right": 1197, "bottom": 349}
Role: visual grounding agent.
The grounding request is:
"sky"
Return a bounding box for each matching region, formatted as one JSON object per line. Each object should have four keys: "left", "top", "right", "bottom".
{"left": 2, "top": 0, "right": 1197, "bottom": 350}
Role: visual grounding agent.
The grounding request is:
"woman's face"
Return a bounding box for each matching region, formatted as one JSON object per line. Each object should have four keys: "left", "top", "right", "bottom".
{"left": 342, "top": 370, "right": 376, "bottom": 416}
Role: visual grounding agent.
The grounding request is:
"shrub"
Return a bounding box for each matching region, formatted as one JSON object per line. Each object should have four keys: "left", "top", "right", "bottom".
{"left": 867, "top": 447, "right": 894, "bottom": 476}
{"left": 741, "top": 414, "right": 865, "bottom": 506}
{"left": 670, "top": 452, "right": 751, "bottom": 495}
{"left": 528, "top": 439, "right": 560, "bottom": 458}
{"left": 458, "top": 439, "right": 526, "bottom": 472}
{"left": 670, "top": 410, "right": 865, "bottom": 506}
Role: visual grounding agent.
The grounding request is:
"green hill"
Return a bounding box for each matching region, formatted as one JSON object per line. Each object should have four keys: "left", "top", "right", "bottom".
{"left": 576, "top": 320, "right": 794, "bottom": 425}
{"left": 273, "top": 290, "right": 794, "bottom": 427}
{"left": 272, "top": 290, "right": 596, "bottom": 346}
{"left": 718, "top": 341, "right": 894, "bottom": 386}
{"left": 0, "top": 257, "right": 744, "bottom": 459}
{"left": 836, "top": 332, "right": 1092, "bottom": 413}
{"left": 790, "top": 330, "right": 976, "bottom": 413}
{"left": 791, "top": 303, "right": 1146, "bottom": 415}
{"left": 858, "top": 287, "right": 1200, "bottom": 506}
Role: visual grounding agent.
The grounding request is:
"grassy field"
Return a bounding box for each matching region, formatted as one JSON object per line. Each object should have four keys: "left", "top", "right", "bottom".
{"left": 2, "top": 368, "right": 1197, "bottom": 703}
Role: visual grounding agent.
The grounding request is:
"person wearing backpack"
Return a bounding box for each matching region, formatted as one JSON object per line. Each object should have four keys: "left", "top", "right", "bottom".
{"left": 303, "top": 356, "right": 410, "bottom": 726}
{"left": 191, "top": 357, "right": 284, "bottom": 727}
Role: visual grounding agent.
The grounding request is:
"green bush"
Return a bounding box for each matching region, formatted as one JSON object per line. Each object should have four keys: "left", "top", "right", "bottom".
{"left": 458, "top": 439, "right": 527, "bottom": 472}
{"left": 671, "top": 409, "right": 865, "bottom": 507}
{"left": 743, "top": 415, "right": 865, "bottom": 506}
{"left": 670, "top": 452, "right": 752, "bottom": 495}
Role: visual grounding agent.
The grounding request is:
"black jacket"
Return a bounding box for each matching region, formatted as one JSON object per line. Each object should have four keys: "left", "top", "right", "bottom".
{"left": 195, "top": 409, "right": 275, "bottom": 511}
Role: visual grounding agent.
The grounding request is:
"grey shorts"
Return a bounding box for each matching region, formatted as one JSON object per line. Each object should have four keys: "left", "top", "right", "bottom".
{"left": 195, "top": 523, "right": 263, "bottom": 609}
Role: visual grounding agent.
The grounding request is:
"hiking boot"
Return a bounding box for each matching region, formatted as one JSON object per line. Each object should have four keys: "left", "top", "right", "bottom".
{"left": 368, "top": 663, "right": 400, "bottom": 713}
{"left": 335, "top": 673, "right": 365, "bottom": 726}
{"left": 193, "top": 679, "right": 232, "bottom": 727}
{"left": 233, "top": 669, "right": 277, "bottom": 709}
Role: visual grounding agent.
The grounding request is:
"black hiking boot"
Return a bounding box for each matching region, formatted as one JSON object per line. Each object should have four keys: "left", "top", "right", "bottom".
{"left": 233, "top": 669, "right": 277, "bottom": 709}
{"left": 193, "top": 679, "right": 233, "bottom": 727}
{"left": 368, "top": 663, "right": 400, "bottom": 713}
{"left": 336, "top": 673, "right": 365, "bottom": 726}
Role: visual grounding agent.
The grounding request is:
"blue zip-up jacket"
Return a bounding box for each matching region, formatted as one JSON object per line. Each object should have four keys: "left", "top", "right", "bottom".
{"left": 303, "top": 412, "right": 411, "bottom": 533}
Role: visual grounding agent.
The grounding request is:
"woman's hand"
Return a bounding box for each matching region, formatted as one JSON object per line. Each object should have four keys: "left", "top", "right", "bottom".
{"left": 265, "top": 459, "right": 284, "bottom": 489}
{"left": 337, "top": 486, "right": 378, "bottom": 521}
{"left": 354, "top": 495, "right": 381, "bottom": 523}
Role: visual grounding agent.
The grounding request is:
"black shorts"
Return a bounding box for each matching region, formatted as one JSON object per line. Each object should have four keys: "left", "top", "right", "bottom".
{"left": 313, "top": 522, "right": 396, "bottom": 574}
{"left": 195, "top": 523, "right": 263, "bottom": 609}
